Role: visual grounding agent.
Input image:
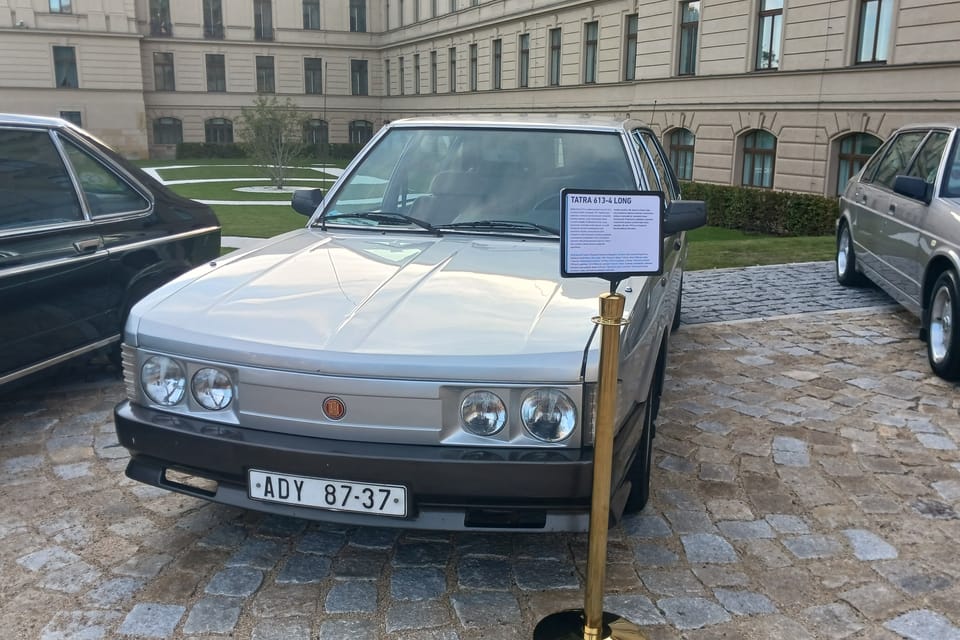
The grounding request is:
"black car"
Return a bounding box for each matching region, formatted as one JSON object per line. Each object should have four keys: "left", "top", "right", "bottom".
{"left": 0, "top": 114, "right": 220, "bottom": 387}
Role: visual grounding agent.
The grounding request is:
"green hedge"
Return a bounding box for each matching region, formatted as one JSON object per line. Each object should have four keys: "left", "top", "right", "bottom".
{"left": 301, "top": 142, "right": 365, "bottom": 162}
{"left": 680, "top": 181, "right": 838, "bottom": 237}
{"left": 176, "top": 142, "right": 248, "bottom": 159}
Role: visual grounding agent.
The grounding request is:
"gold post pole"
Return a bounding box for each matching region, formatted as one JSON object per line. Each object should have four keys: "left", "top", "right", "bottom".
{"left": 533, "top": 292, "right": 648, "bottom": 640}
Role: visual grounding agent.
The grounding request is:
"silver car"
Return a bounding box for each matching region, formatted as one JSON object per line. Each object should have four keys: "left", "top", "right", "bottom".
{"left": 837, "top": 124, "right": 960, "bottom": 380}
{"left": 114, "top": 116, "right": 705, "bottom": 532}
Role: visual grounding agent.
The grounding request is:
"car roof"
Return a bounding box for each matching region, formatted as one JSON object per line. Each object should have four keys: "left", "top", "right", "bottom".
{"left": 386, "top": 114, "right": 651, "bottom": 134}
{"left": 894, "top": 123, "right": 959, "bottom": 132}
{"left": 0, "top": 113, "right": 72, "bottom": 128}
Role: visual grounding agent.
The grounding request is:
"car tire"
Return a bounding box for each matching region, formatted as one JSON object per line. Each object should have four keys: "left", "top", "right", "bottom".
{"left": 836, "top": 222, "right": 867, "bottom": 286}
{"left": 927, "top": 270, "right": 960, "bottom": 380}
{"left": 623, "top": 392, "right": 654, "bottom": 514}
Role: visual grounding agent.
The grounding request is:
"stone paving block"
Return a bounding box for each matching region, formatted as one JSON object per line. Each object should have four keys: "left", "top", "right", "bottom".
{"left": 250, "top": 584, "right": 320, "bottom": 617}
{"left": 916, "top": 434, "right": 957, "bottom": 451}
{"left": 455, "top": 533, "right": 513, "bottom": 558}
{"left": 883, "top": 609, "right": 960, "bottom": 640}
{"left": 699, "top": 463, "right": 736, "bottom": 483}
{"left": 394, "top": 540, "right": 453, "bottom": 566}
{"left": 225, "top": 537, "right": 284, "bottom": 569}
{"left": 932, "top": 480, "right": 960, "bottom": 502}
{"left": 706, "top": 500, "right": 754, "bottom": 521}
{"left": 782, "top": 535, "right": 842, "bottom": 559}
{"left": 325, "top": 580, "right": 378, "bottom": 613}
{"left": 319, "top": 618, "right": 379, "bottom": 640}
{"left": 875, "top": 560, "right": 954, "bottom": 596}
{"left": 713, "top": 588, "right": 777, "bottom": 616}
{"left": 205, "top": 566, "right": 263, "bottom": 597}
{"left": 665, "top": 510, "right": 717, "bottom": 534}
{"left": 276, "top": 552, "right": 331, "bottom": 584}
{"left": 691, "top": 566, "right": 750, "bottom": 588}
{"left": 839, "top": 582, "right": 910, "bottom": 620}
{"left": 118, "top": 603, "right": 185, "bottom": 638}
{"left": 391, "top": 566, "right": 447, "bottom": 600}
{"left": 660, "top": 455, "right": 698, "bottom": 474}
{"left": 642, "top": 569, "right": 707, "bottom": 596}
{"left": 716, "top": 520, "right": 775, "bottom": 540}
{"left": 633, "top": 543, "right": 680, "bottom": 567}
{"left": 513, "top": 559, "right": 579, "bottom": 590}
{"left": 40, "top": 610, "right": 121, "bottom": 640}
{"left": 82, "top": 577, "right": 144, "bottom": 607}
{"left": 681, "top": 533, "right": 738, "bottom": 564}
{"left": 182, "top": 596, "right": 241, "bottom": 634}
{"left": 386, "top": 601, "right": 451, "bottom": 633}
{"left": 843, "top": 529, "right": 898, "bottom": 560}
{"left": 603, "top": 594, "right": 667, "bottom": 625}
{"left": 801, "top": 602, "right": 865, "bottom": 639}
{"left": 255, "top": 514, "right": 308, "bottom": 537}
{"left": 250, "top": 616, "right": 312, "bottom": 640}
{"left": 451, "top": 591, "right": 521, "bottom": 628}
{"left": 621, "top": 514, "right": 672, "bottom": 538}
{"left": 513, "top": 534, "right": 571, "bottom": 560}
{"left": 349, "top": 526, "right": 400, "bottom": 549}
{"left": 296, "top": 530, "right": 346, "bottom": 556}
{"left": 457, "top": 556, "right": 512, "bottom": 589}
{"left": 331, "top": 549, "right": 389, "bottom": 579}
{"left": 658, "top": 597, "right": 731, "bottom": 630}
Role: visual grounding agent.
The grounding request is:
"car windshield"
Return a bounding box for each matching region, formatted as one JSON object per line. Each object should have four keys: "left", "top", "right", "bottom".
{"left": 944, "top": 136, "right": 960, "bottom": 199}
{"left": 320, "top": 127, "right": 636, "bottom": 233}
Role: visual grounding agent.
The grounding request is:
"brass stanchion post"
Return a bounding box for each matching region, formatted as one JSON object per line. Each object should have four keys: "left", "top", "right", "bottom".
{"left": 533, "top": 291, "right": 648, "bottom": 640}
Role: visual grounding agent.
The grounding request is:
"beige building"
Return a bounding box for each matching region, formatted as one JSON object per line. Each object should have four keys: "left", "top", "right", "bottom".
{"left": 1, "top": 0, "right": 957, "bottom": 196}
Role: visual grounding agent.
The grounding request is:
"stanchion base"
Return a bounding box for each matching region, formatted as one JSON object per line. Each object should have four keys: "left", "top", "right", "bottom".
{"left": 533, "top": 610, "right": 649, "bottom": 640}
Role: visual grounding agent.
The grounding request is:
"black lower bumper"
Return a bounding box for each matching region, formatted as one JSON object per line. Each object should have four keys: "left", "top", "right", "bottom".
{"left": 114, "top": 401, "right": 625, "bottom": 532}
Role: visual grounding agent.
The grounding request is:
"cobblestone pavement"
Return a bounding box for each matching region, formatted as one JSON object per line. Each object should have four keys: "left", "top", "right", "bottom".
{"left": 3, "top": 264, "right": 960, "bottom": 640}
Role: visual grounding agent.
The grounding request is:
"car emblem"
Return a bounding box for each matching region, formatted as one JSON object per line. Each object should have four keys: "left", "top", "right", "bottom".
{"left": 322, "top": 396, "right": 346, "bottom": 421}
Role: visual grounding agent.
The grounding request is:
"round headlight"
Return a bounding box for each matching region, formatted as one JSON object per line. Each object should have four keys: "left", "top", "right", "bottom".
{"left": 192, "top": 368, "right": 234, "bottom": 410}
{"left": 460, "top": 391, "right": 507, "bottom": 437}
{"left": 521, "top": 389, "right": 577, "bottom": 443}
{"left": 141, "top": 356, "right": 186, "bottom": 406}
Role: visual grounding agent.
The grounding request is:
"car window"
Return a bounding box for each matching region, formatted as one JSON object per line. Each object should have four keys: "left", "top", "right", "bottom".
{"left": 636, "top": 130, "right": 680, "bottom": 201}
{"left": 870, "top": 131, "right": 926, "bottom": 190}
{"left": 60, "top": 137, "right": 150, "bottom": 216}
{"left": 631, "top": 134, "right": 662, "bottom": 195}
{"left": 943, "top": 137, "right": 960, "bottom": 199}
{"left": 0, "top": 128, "right": 83, "bottom": 231}
{"left": 906, "top": 131, "right": 949, "bottom": 184}
{"left": 324, "top": 128, "right": 635, "bottom": 231}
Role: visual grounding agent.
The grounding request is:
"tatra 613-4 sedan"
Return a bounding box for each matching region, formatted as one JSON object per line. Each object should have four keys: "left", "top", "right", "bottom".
{"left": 114, "top": 116, "right": 705, "bottom": 532}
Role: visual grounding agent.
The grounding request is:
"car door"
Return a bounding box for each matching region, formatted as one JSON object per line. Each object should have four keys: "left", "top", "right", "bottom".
{"left": 854, "top": 130, "right": 927, "bottom": 290}
{"left": 0, "top": 126, "right": 112, "bottom": 383}
{"left": 883, "top": 130, "right": 950, "bottom": 309}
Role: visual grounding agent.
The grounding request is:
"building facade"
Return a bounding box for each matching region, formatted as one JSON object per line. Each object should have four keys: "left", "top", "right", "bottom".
{"left": 1, "top": 0, "right": 957, "bottom": 196}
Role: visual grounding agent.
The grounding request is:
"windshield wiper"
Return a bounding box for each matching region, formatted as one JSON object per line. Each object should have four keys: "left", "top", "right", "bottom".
{"left": 320, "top": 211, "right": 438, "bottom": 233}
{"left": 435, "top": 219, "right": 559, "bottom": 236}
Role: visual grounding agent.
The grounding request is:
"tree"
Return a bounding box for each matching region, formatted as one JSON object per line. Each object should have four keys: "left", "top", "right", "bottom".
{"left": 238, "top": 96, "right": 304, "bottom": 189}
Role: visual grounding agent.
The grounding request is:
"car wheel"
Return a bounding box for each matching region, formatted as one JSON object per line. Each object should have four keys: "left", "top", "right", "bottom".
{"left": 927, "top": 270, "right": 960, "bottom": 380}
{"left": 836, "top": 223, "right": 867, "bottom": 286}
{"left": 623, "top": 392, "right": 654, "bottom": 514}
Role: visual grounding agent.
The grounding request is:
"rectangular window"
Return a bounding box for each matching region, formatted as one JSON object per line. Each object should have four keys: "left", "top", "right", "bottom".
{"left": 492, "top": 39, "right": 502, "bottom": 90}
{"left": 153, "top": 52, "right": 175, "bottom": 91}
{"left": 583, "top": 21, "right": 598, "bottom": 84}
{"left": 386, "top": 0, "right": 391, "bottom": 29}
{"left": 53, "top": 46, "right": 78, "bottom": 88}
{"left": 678, "top": 0, "right": 699, "bottom": 76}
{"left": 351, "top": 59, "right": 368, "bottom": 95}
{"left": 856, "top": 0, "right": 892, "bottom": 63}
{"left": 206, "top": 54, "right": 226, "bottom": 91}
{"left": 350, "top": 0, "right": 366, "bottom": 32}
{"left": 304, "top": 57, "right": 323, "bottom": 94}
{"left": 624, "top": 14, "right": 638, "bottom": 81}
{"left": 432, "top": 0, "right": 438, "bottom": 17}
{"left": 414, "top": 53, "right": 421, "bottom": 94}
{"left": 549, "top": 28, "right": 561, "bottom": 86}
{"left": 59, "top": 111, "right": 82, "bottom": 126}
{"left": 203, "top": 0, "right": 224, "bottom": 38}
{"left": 149, "top": 0, "right": 172, "bottom": 36}
{"left": 450, "top": 0, "right": 456, "bottom": 11}
{"left": 399, "top": 56, "right": 405, "bottom": 95}
{"left": 303, "top": 0, "right": 320, "bottom": 29}
{"left": 256, "top": 55, "right": 275, "bottom": 93}
{"left": 448, "top": 47, "right": 457, "bottom": 92}
{"left": 385, "top": 59, "right": 391, "bottom": 96}
{"left": 399, "top": 0, "right": 404, "bottom": 27}
{"left": 756, "top": 0, "right": 783, "bottom": 70}
{"left": 469, "top": 44, "right": 478, "bottom": 91}
{"left": 50, "top": 0, "right": 72, "bottom": 13}
{"left": 254, "top": 0, "right": 273, "bottom": 40}
{"left": 430, "top": 50, "right": 438, "bottom": 93}
{"left": 413, "top": 0, "right": 419, "bottom": 21}
{"left": 519, "top": 33, "right": 529, "bottom": 87}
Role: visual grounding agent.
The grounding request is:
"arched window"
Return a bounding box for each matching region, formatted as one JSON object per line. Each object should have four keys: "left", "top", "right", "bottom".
{"left": 153, "top": 117, "right": 182, "bottom": 145}
{"left": 741, "top": 129, "right": 776, "bottom": 188}
{"left": 349, "top": 119, "right": 373, "bottom": 145}
{"left": 668, "top": 128, "right": 695, "bottom": 181}
{"left": 835, "top": 132, "right": 882, "bottom": 194}
{"left": 303, "top": 118, "right": 329, "bottom": 146}
{"left": 204, "top": 117, "right": 233, "bottom": 144}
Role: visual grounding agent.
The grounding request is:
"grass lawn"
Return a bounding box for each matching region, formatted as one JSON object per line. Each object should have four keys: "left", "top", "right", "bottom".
{"left": 154, "top": 159, "right": 838, "bottom": 269}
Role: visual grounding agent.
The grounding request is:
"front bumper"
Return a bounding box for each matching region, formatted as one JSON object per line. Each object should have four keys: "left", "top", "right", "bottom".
{"left": 114, "top": 400, "right": 616, "bottom": 532}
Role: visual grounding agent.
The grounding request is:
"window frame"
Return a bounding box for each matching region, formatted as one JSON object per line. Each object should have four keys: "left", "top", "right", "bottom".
{"left": 755, "top": 0, "right": 783, "bottom": 71}
{"left": 400, "top": 56, "right": 406, "bottom": 95}
{"left": 856, "top": 0, "right": 893, "bottom": 64}
{"left": 351, "top": 59, "right": 369, "bottom": 96}
{"left": 304, "top": 57, "right": 323, "bottom": 95}
{"left": 202, "top": 0, "right": 224, "bottom": 38}
{"left": 469, "top": 43, "right": 478, "bottom": 92}
{"left": 834, "top": 132, "right": 882, "bottom": 195}
{"left": 414, "top": 53, "right": 421, "bottom": 94}
{"left": 153, "top": 51, "right": 176, "bottom": 91}
{"left": 548, "top": 27, "right": 562, "bottom": 86}
{"left": 448, "top": 47, "right": 457, "bottom": 93}
{"left": 255, "top": 55, "right": 275, "bottom": 93}
{"left": 50, "top": 0, "right": 72, "bottom": 14}
{"left": 430, "top": 50, "right": 438, "bottom": 93}
{"left": 254, "top": 0, "right": 273, "bottom": 41}
{"left": 519, "top": 33, "right": 530, "bottom": 88}
{"left": 204, "top": 117, "right": 234, "bottom": 144}
{"left": 668, "top": 128, "right": 695, "bottom": 181}
{"left": 624, "top": 14, "right": 638, "bottom": 81}
{"left": 149, "top": 0, "right": 173, "bottom": 36}
{"left": 741, "top": 129, "right": 777, "bottom": 189}
{"left": 349, "top": 120, "right": 374, "bottom": 145}
{"left": 205, "top": 53, "right": 226, "bottom": 92}
{"left": 302, "top": 0, "right": 321, "bottom": 29}
{"left": 678, "top": 0, "right": 699, "bottom": 76}
{"left": 350, "top": 0, "right": 367, "bottom": 32}
{"left": 53, "top": 45, "right": 79, "bottom": 89}
{"left": 492, "top": 39, "right": 502, "bottom": 90}
{"left": 583, "top": 21, "right": 598, "bottom": 84}
{"left": 153, "top": 117, "right": 183, "bottom": 145}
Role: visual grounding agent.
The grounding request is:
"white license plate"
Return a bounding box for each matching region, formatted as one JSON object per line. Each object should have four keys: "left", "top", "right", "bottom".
{"left": 248, "top": 469, "right": 407, "bottom": 517}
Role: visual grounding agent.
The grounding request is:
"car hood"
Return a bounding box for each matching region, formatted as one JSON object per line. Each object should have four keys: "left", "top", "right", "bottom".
{"left": 129, "top": 229, "right": 635, "bottom": 382}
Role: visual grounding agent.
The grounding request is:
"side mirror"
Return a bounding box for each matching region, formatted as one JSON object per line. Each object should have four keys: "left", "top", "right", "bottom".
{"left": 292, "top": 188, "right": 325, "bottom": 216}
{"left": 893, "top": 175, "right": 932, "bottom": 204}
{"left": 663, "top": 200, "right": 706, "bottom": 235}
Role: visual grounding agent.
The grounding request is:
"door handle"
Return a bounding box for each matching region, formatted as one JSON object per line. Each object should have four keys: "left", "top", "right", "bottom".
{"left": 0, "top": 249, "right": 22, "bottom": 265}
{"left": 73, "top": 238, "right": 103, "bottom": 253}
{"left": 888, "top": 203, "right": 897, "bottom": 215}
